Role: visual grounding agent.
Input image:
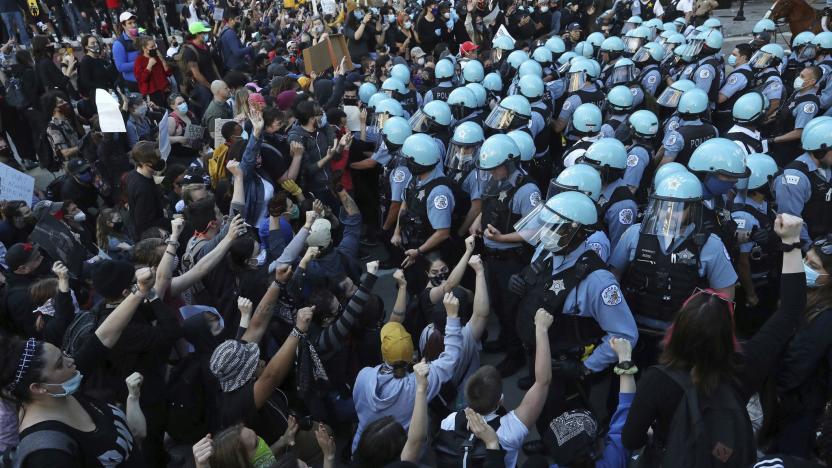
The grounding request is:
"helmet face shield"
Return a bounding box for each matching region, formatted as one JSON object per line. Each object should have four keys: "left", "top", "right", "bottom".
{"left": 680, "top": 38, "right": 704, "bottom": 59}
{"left": 622, "top": 22, "right": 638, "bottom": 34}
{"left": 623, "top": 36, "right": 644, "bottom": 54}
{"left": 609, "top": 65, "right": 636, "bottom": 85}
{"left": 640, "top": 198, "right": 703, "bottom": 247}
{"left": 797, "top": 43, "right": 817, "bottom": 61}
{"left": 748, "top": 50, "right": 775, "bottom": 69}
{"left": 369, "top": 112, "right": 394, "bottom": 132}
{"left": 514, "top": 203, "right": 583, "bottom": 252}
{"left": 484, "top": 106, "right": 525, "bottom": 131}
{"left": 445, "top": 143, "right": 480, "bottom": 173}
{"left": 409, "top": 110, "right": 436, "bottom": 133}
{"left": 657, "top": 86, "right": 684, "bottom": 108}
{"left": 632, "top": 46, "right": 651, "bottom": 63}
{"left": 567, "top": 70, "right": 588, "bottom": 92}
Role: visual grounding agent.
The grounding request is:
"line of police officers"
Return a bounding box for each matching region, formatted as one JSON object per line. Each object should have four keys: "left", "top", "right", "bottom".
{"left": 348, "top": 13, "right": 832, "bottom": 450}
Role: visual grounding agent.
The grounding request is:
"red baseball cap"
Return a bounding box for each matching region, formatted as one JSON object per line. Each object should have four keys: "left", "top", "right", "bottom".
{"left": 460, "top": 41, "right": 479, "bottom": 54}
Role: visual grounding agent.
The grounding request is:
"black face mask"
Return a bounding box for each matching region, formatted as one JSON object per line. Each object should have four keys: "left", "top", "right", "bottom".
{"left": 151, "top": 159, "right": 167, "bottom": 172}
{"left": 429, "top": 271, "right": 449, "bottom": 286}
{"left": 112, "top": 221, "right": 124, "bottom": 231}
{"left": 343, "top": 97, "right": 358, "bottom": 106}
{"left": 407, "top": 160, "right": 434, "bottom": 175}
{"left": 148, "top": 49, "right": 158, "bottom": 57}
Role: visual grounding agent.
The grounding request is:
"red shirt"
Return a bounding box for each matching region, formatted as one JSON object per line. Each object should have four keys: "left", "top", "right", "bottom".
{"left": 329, "top": 126, "right": 353, "bottom": 192}
{"left": 134, "top": 54, "right": 172, "bottom": 96}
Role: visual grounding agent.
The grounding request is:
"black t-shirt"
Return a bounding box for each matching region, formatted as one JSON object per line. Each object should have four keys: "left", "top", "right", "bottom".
{"left": 182, "top": 43, "right": 220, "bottom": 84}
{"left": 417, "top": 16, "right": 447, "bottom": 53}
{"left": 217, "top": 379, "right": 289, "bottom": 444}
{"left": 125, "top": 170, "right": 167, "bottom": 240}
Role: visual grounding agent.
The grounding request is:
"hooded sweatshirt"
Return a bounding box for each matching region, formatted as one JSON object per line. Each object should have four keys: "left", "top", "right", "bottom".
{"left": 351, "top": 316, "right": 463, "bottom": 452}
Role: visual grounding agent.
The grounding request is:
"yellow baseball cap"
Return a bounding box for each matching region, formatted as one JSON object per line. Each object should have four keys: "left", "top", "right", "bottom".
{"left": 380, "top": 322, "right": 414, "bottom": 364}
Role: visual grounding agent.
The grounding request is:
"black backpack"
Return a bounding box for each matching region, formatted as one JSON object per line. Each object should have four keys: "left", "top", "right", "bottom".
{"left": 0, "top": 430, "right": 78, "bottom": 468}
{"left": 434, "top": 409, "right": 503, "bottom": 468}
{"left": 4, "top": 75, "right": 27, "bottom": 109}
{"left": 649, "top": 366, "right": 756, "bottom": 468}
{"left": 44, "top": 174, "right": 67, "bottom": 201}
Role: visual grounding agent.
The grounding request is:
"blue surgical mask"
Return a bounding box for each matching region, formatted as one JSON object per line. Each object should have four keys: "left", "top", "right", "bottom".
{"left": 804, "top": 261, "right": 828, "bottom": 287}
{"left": 703, "top": 175, "right": 735, "bottom": 197}
{"left": 177, "top": 102, "right": 188, "bottom": 113}
{"left": 793, "top": 77, "right": 804, "bottom": 90}
{"left": 354, "top": 10, "right": 364, "bottom": 20}
{"left": 203, "top": 33, "right": 210, "bottom": 42}
{"left": 288, "top": 203, "right": 300, "bottom": 220}
{"left": 727, "top": 55, "right": 736, "bottom": 66}
{"left": 44, "top": 371, "right": 83, "bottom": 397}
{"left": 77, "top": 171, "right": 93, "bottom": 183}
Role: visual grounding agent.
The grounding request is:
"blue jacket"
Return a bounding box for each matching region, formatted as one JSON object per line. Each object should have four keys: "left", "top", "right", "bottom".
{"left": 112, "top": 33, "right": 140, "bottom": 83}
{"left": 218, "top": 26, "right": 254, "bottom": 71}
{"left": 239, "top": 134, "right": 274, "bottom": 225}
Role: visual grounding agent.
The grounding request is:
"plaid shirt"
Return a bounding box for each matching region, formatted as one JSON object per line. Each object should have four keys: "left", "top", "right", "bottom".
{"left": 46, "top": 117, "right": 80, "bottom": 156}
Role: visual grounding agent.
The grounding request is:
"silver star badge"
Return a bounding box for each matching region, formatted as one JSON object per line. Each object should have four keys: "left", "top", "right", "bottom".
{"left": 550, "top": 279, "right": 565, "bottom": 295}
{"left": 498, "top": 191, "right": 509, "bottom": 202}
{"left": 417, "top": 190, "right": 426, "bottom": 201}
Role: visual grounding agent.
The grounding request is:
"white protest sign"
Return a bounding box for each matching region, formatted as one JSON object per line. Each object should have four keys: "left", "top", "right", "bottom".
{"left": 0, "top": 163, "right": 34, "bottom": 203}
{"left": 159, "top": 111, "right": 171, "bottom": 160}
{"left": 344, "top": 105, "right": 361, "bottom": 132}
{"left": 95, "top": 89, "right": 126, "bottom": 133}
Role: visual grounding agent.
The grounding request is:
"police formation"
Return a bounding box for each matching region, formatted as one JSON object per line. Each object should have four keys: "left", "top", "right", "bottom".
{"left": 355, "top": 15, "right": 832, "bottom": 450}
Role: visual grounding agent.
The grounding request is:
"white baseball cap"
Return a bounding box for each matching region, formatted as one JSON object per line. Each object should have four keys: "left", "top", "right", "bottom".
{"left": 119, "top": 11, "right": 136, "bottom": 23}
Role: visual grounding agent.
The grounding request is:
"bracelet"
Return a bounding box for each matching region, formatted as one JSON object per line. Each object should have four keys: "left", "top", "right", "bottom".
{"left": 164, "top": 250, "right": 176, "bottom": 256}
{"left": 290, "top": 326, "right": 306, "bottom": 338}
{"left": 614, "top": 361, "right": 638, "bottom": 375}
{"left": 165, "top": 239, "right": 180, "bottom": 248}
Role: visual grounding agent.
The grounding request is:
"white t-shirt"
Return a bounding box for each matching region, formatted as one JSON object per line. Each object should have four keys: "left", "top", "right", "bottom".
{"left": 439, "top": 410, "right": 529, "bottom": 468}
{"left": 675, "top": 0, "right": 694, "bottom": 13}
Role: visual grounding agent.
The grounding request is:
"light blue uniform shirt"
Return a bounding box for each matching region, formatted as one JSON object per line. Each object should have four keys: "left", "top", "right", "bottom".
{"left": 410, "top": 165, "right": 455, "bottom": 230}
{"left": 599, "top": 179, "right": 639, "bottom": 251}
{"left": 624, "top": 144, "right": 651, "bottom": 190}
{"left": 719, "top": 63, "right": 752, "bottom": 99}
{"left": 774, "top": 153, "right": 831, "bottom": 247}
{"left": 758, "top": 68, "right": 784, "bottom": 103}
{"left": 661, "top": 118, "right": 704, "bottom": 160}
{"left": 483, "top": 169, "right": 542, "bottom": 250}
{"left": 609, "top": 223, "right": 739, "bottom": 290}
{"left": 730, "top": 195, "right": 768, "bottom": 267}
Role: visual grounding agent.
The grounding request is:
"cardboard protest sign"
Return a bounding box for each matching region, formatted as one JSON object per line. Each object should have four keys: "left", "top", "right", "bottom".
{"left": 0, "top": 163, "right": 34, "bottom": 203}
{"left": 302, "top": 34, "right": 353, "bottom": 75}
{"left": 214, "top": 119, "right": 235, "bottom": 149}
{"left": 184, "top": 124, "right": 205, "bottom": 148}
{"left": 30, "top": 216, "right": 87, "bottom": 279}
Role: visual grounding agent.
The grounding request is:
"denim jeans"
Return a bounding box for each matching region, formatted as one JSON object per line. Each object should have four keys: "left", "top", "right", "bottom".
{"left": 0, "top": 11, "right": 30, "bottom": 46}
{"left": 62, "top": 3, "right": 81, "bottom": 38}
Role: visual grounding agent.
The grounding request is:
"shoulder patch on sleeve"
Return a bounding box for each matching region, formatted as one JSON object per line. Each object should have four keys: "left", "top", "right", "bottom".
{"left": 784, "top": 174, "right": 800, "bottom": 185}
{"left": 529, "top": 191, "right": 541, "bottom": 206}
{"left": 630, "top": 87, "right": 639, "bottom": 96}
{"left": 601, "top": 284, "right": 623, "bottom": 306}
{"left": 728, "top": 74, "right": 739, "bottom": 85}
{"left": 562, "top": 100, "right": 572, "bottom": 111}
{"left": 669, "top": 120, "right": 680, "bottom": 131}
{"left": 626, "top": 154, "right": 639, "bottom": 167}
{"left": 434, "top": 194, "right": 449, "bottom": 210}
{"left": 618, "top": 208, "right": 634, "bottom": 225}
{"left": 699, "top": 68, "right": 710, "bottom": 79}
{"left": 588, "top": 242, "right": 603, "bottom": 256}
{"left": 734, "top": 218, "right": 746, "bottom": 229}
{"left": 666, "top": 133, "right": 678, "bottom": 146}
{"left": 771, "top": 82, "right": 781, "bottom": 90}
{"left": 803, "top": 102, "right": 817, "bottom": 114}
{"left": 393, "top": 169, "right": 406, "bottom": 183}
{"left": 647, "top": 75, "right": 657, "bottom": 85}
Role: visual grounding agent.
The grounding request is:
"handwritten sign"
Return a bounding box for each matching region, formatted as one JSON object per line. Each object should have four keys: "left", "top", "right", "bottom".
{"left": 184, "top": 124, "right": 205, "bottom": 148}
{"left": 0, "top": 163, "right": 34, "bottom": 203}
{"left": 213, "top": 7, "right": 224, "bottom": 21}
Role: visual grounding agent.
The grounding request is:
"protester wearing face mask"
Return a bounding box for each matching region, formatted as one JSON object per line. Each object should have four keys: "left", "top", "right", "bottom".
{"left": 61, "top": 159, "right": 100, "bottom": 219}
{"left": 345, "top": 6, "right": 379, "bottom": 62}
{"left": 183, "top": 21, "right": 222, "bottom": 112}
{"left": 77, "top": 34, "right": 117, "bottom": 99}
{"left": 60, "top": 200, "right": 97, "bottom": 253}
{"left": 0, "top": 267, "right": 154, "bottom": 467}
{"left": 126, "top": 141, "right": 171, "bottom": 239}
{"left": 112, "top": 11, "right": 141, "bottom": 91}
{"left": 0, "top": 202, "right": 36, "bottom": 248}
{"left": 134, "top": 36, "right": 172, "bottom": 107}
{"left": 43, "top": 91, "right": 82, "bottom": 160}
{"left": 416, "top": 1, "right": 451, "bottom": 55}
{"left": 96, "top": 208, "right": 134, "bottom": 260}
{"left": 125, "top": 93, "right": 155, "bottom": 148}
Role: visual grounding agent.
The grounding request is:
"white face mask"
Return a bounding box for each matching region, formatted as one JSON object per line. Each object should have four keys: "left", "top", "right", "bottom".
{"left": 540, "top": 231, "right": 564, "bottom": 252}
{"left": 540, "top": 5, "right": 549, "bottom": 11}
{"left": 443, "top": 12, "right": 451, "bottom": 18}
{"left": 73, "top": 211, "right": 86, "bottom": 222}
{"left": 387, "top": 14, "right": 396, "bottom": 23}
{"left": 404, "top": 21, "right": 412, "bottom": 29}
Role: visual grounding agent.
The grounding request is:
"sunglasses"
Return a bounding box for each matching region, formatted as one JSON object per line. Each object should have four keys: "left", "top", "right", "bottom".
{"left": 690, "top": 287, "right": 735, "bottom": 315}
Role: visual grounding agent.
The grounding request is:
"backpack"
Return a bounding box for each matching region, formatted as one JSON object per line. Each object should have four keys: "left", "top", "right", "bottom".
{"left": 62, "top": 310, "right": 97, "bottom": 357}
{"left": 0, "top": 430, "right": 78, "bottom": 468}
{"left": 45, "top": 174, "right": 67, "bottom": 201}
{"left": 207, "top": 144, "right": 230, "bottom": 188}
{"left": 647, "top": 366, "right": 756, "bottom": 468}
{"left": 4, "top": 76, "right": 27, "bottom": 109}
{"left": 36, "top": 131, "right": 61, "bottom": 173}
{"left": 434, "top": 409, "right": 503, "bottom": 468}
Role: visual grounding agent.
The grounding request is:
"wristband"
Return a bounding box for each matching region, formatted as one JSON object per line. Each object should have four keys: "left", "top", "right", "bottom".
{"left": 165, "top": 239, "right": 180, "bottom": 248}
{"left": 290, "top": 327, "right": 306, "bottom": 338}
{"left": 614, "top": 361, "right": 638, "bottom": 375}
{"left": 781, "top": 241, "right": 801, "bottom": 252}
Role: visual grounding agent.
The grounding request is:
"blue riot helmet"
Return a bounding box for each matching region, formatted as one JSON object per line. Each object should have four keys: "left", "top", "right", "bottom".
{"left": 381, "top": 77, "right": 408, "bottom": 98}
{"left": 656, "top": 79, "right": 695, "bottom": 108}
{"left": 557, "top": 51, "right": 578, "bottom": 76}
{"left": 482, "top": 72, "right": 503, "bottom": 94}
{"left": 732, "top": 91, "right": 770, "bottom": 124}
{"left": 574, "top": 41, "right": 595, "bottom": 58}
{"left": 688, "top": 138, "right": 751, "bottom": 180}
{"left": 652, "top": 162, "right": 688, "bottom": 189}
{"left": 621, "top": 15, "right": 643, "bottom": 35}
{"left": 643, "top": 18, "right": 663, "bottom": 40}
{"left": 391, "top": 63, "right": 411, "bottom": 85}
{"left": 586, "top": 32, "right": 606, "bottom": 56}
{"left": 585, "top": 59, "right": 601, "bottom": 80}
{"left": 484, "top": 95, "right": 532, "bottom": 133}
{"left": 566, "top": 57, "right": 593, "bottom": 93}
{"left": 641, "top": 171, "right": 704, "bottom": 245}
{"left": 607, "top": 85, "right": 635, "bottom": 112}
{"left": 657, "top": 29, "right": 675, "bottom": 46}
{"left": 409, "top": 100, "right": 453, "bottom": 134}
{"left": 600, "top": 36, "right": 625, "bottom": 63}
{"left": 370, "top": 98, "right": 405, "bottom": 130}
{"left": 382, "top": 116, "right": 413, "bottom": 152}
{"left": 801, "top": 116, "right": 832, "bottom": 153}
{"left": 736, "top": 153, "right": 778, "bottom": 192}
{"left": 517, "top": 75, "right": 545, "bottom": 101}
{"left": 580, "top": 137, "right": 628, "bottom": 182}
{"left": 752, "top": 19, "right": 776, "bottom": 35}
{"left": 663, "top": 32, "right": 687, "bottom": 57}
{"left": 402, "top": 133, "right": 441, "bottom": 175}
{"left": 462, "top": 60, "right": 485, "bottom": 83}
{"left": 507, "top": 50, "right": 530, "bottom": 70}
{"left": 446, "top": 121, "right": 484, "bottom": 174}
{"left": 547, "top": 163, "right": 603, "bottom": 201}
{"left": 507, "top": 130, "right": 535, "bottom": 162}
{"left": 680, "top": 28, "right": 722, "bottom": 59}
{"left": 677, "top": 88, "right": 709, "bottom": 116}
{"left": 629, "top": 109, "right": 660, "bottom": 138}
{"left": 532, "top": 47, "right": 554, "bottom": 68}
{"left": 624, "top": 27, "right": 651, "bottom": 55}
{"left": 571, "top": 103, "right": 603, "bottom": 135}
{"left": 448, "top": 87, "right": 477, "bottom": 120}
{"left": 749, "top": 43, "right": 785, "bottom": 69}
{"left": 492, "top": 34, "right": 516, "bottom": 61}
{"left": 545, "top": 36, "right": 566, "bottom": 55}
{"left": 476, "top": 134, "right": 521, "bottom": 170}
{"left": 518, "top": 59, "right": 543, "bottom": 79}
{"left": 465, "top": 83, "right": 487, "bottom": 110}
{"left": 673, "top": 16, "right": 687, "bottom": 32}
{"left": 702, "top": 17, "right": 722, "bottom": 32}
{"left": 513, "top": 191, "right": 598, "bottom": 252}
{"left": 435, "top": 59, "right": 455, "bottom": 81}
{"left": 367, "top": 91, "right": 389, "bottom": 111}
{"left": 792, "top": 31, "right": 817, "bottom": 61}
{"left": 359, "top": 83, "right": 378, "bottom": 105}
{"left": 608, "top": 57, "right": 637, "bottom": 85}
{"left": 812, "top": 31, "right": 832, "bottom": 51}
{"left": 632, "top": 42, "right": 666, "bottom": 64}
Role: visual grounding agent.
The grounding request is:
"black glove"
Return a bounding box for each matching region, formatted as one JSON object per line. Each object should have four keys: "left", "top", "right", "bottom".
{"left": 509, "top": 273, "right": 527, "bottom": 296}
{"left": 551, "top": 359, "right": 588, "bottom": 381}
{"left": 750, "top": 225, "right": 773, "bottom": 245}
